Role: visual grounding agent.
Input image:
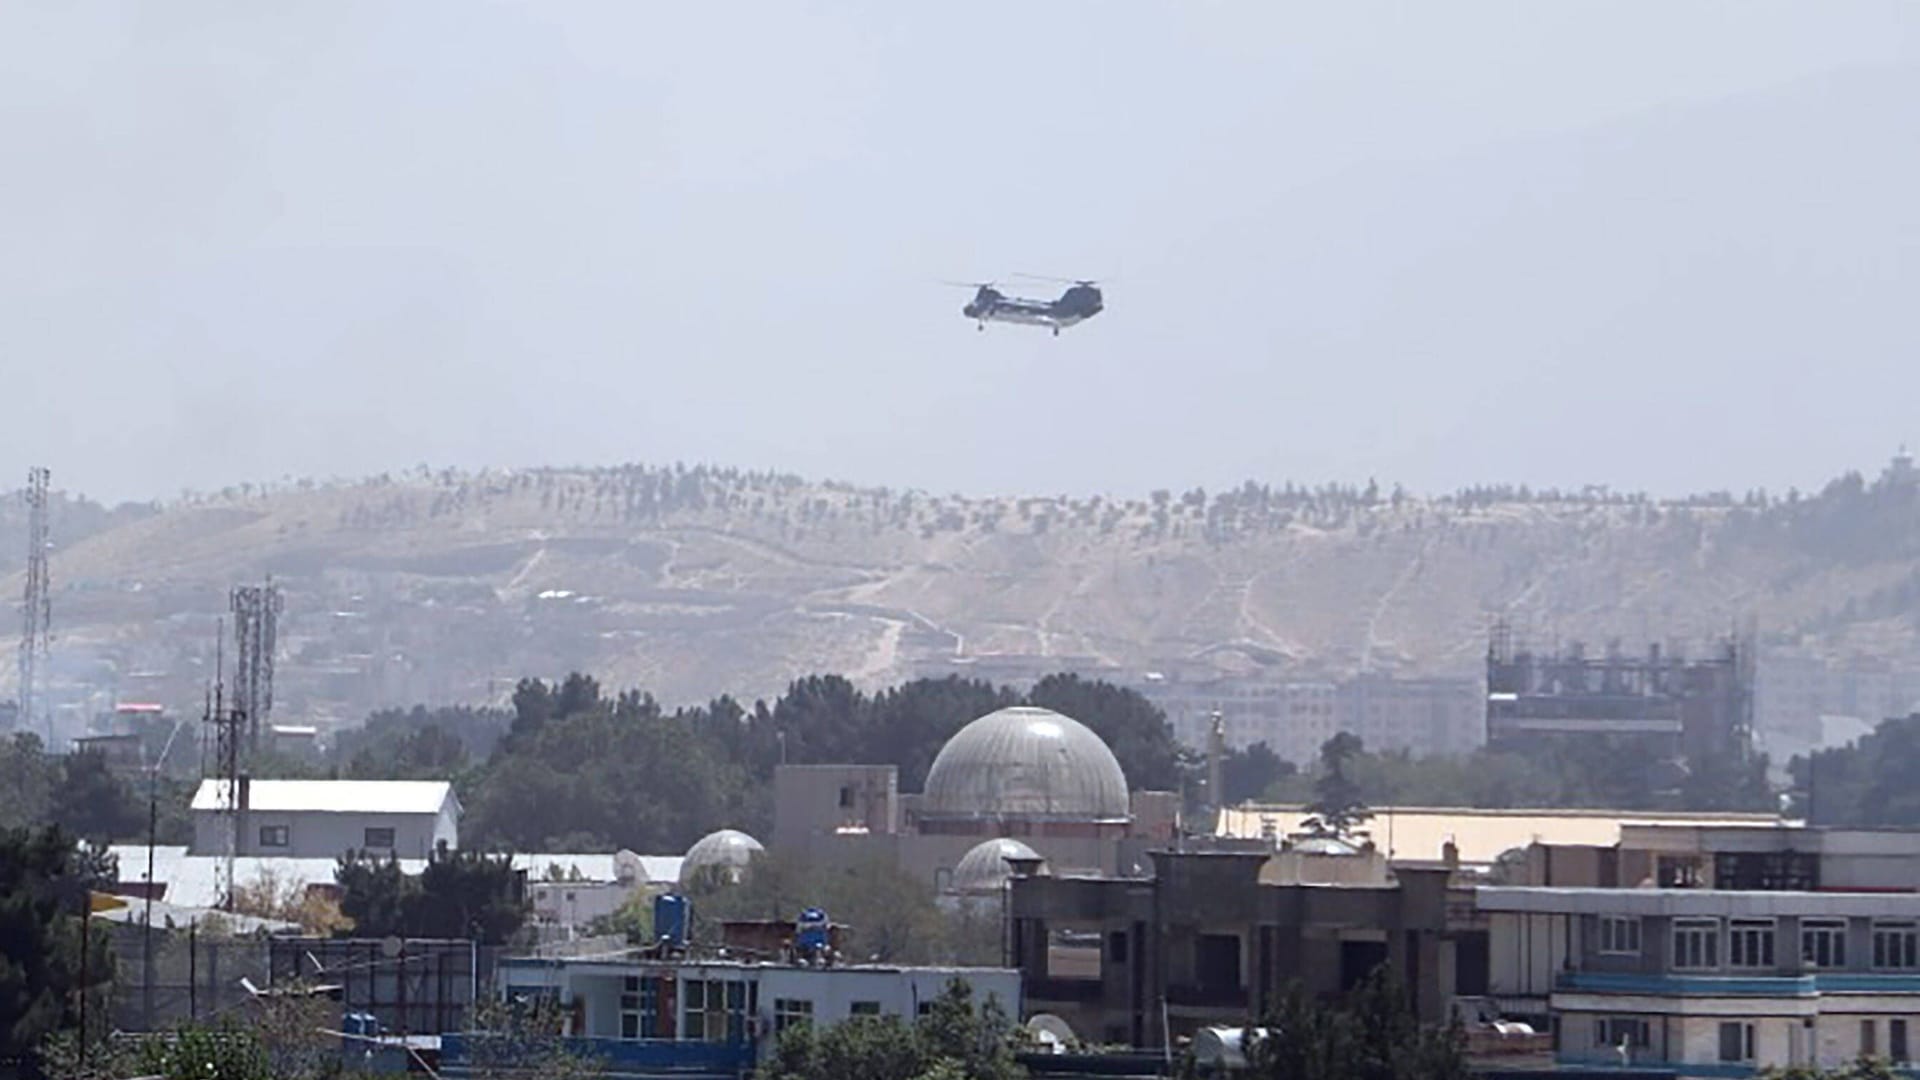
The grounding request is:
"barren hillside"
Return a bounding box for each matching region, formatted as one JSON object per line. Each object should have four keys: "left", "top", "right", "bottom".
{"left": 7, "top": 461, "right": 1920, "bottom": 722}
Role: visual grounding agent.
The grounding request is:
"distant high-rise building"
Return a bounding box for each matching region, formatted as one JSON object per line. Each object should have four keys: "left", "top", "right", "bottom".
{"left": 1485, "top": 627, "right": 1753, "bottom": 765}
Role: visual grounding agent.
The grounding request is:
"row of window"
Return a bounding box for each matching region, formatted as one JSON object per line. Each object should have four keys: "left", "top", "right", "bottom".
{"left": 257, "top": 825, "right": 395, "bottom": 849}
{"left": 1597, "top": 915, "right": 1919, "bottom": 971}
{"left": 617, "top": 977, "right": 895, "bottom": 1042}
{"left": 1597, "top": 1017, "right": 1911, "bottom": 1064}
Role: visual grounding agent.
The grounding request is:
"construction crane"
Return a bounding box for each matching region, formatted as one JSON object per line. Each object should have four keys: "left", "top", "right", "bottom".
{"left": 18, "top": 467, "right": 50, "bottom": 742}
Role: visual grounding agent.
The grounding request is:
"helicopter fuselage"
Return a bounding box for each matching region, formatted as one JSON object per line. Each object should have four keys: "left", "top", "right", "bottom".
{"left": 962, "top": 284, "right": 1104, "bottom": 334}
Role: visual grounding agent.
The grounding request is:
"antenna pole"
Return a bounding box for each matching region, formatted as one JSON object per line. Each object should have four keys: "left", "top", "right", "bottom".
{"left": 17, "top": 467, "right": 51, "bottom": 744}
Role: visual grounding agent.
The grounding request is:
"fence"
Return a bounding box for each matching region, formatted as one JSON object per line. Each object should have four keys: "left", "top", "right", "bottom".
{"left": 102, "top": 928, "right": 502, "bottom": 1037}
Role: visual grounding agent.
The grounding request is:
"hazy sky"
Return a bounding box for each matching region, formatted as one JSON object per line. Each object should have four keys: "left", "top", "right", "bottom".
{"left": 5, "top": 3, "right": 1919, "bottom": 505}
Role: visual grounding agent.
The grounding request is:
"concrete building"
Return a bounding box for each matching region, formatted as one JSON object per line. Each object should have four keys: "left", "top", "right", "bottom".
{"left": 189, "top": 779, "right": 459, "bottom": 859}
{"left": 72, "top": 732, "right": 147, "bottom": 771}
{"left": 1007, "top": 848, "right": 1462, "bottom": 1048}
{"left": 525, "top": 851, "right": 686, "bottom": 935}
{"left": 1476, "top": 886, "right": 1920, "bottom": 1072}
{"left": 472, "top": 953, "right": 1020, "bottom": 1071}
{"left": 1133, "top": 672, "right": 1482, "bottom": 765}
{"left": 1337, "top": 674, "right": 1483, "bottom": 760}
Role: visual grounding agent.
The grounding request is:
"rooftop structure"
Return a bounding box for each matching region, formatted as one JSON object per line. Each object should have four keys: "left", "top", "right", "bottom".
{"left": 1214, "top": 804, "right": 1784, "bottom": 869}
{"left": 681, "top": 829, "right": 764, "bottom": 886}
{"left": 949, "top": 838, "right": 1046, "bottom": 896}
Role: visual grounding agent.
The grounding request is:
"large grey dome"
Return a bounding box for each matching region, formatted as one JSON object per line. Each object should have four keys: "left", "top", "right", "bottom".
{"left": 681, "top": 829, "right": 764, "bottom": 885}
{"left": 950, "top": 838, "right": 1046, "bottom": 894}
{"left": 921, "top": 706, "right": 1130, "bottom": 820}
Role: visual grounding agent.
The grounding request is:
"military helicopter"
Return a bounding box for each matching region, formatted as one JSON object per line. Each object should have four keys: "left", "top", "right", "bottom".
{"left": 946, "top": 274, "right": 1106, "bottom": 335}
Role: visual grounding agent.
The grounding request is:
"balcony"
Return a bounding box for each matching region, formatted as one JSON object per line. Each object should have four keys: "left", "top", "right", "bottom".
{"left": 1556, "top": 971, "right": 1920, "bottom": 997}
{"left": 441, "top": 1034, "right": 755, "bottom": 1073}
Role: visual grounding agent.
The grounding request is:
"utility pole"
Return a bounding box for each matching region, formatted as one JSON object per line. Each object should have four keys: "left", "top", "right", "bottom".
{"left": 18, "top": 466, "right": 50, "bottom": 743}
{"left": 143, "top": 718, "right": 187, "bottom": 1030}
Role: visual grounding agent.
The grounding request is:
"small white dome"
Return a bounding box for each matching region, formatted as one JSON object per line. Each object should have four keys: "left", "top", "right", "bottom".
{"left": 921, "top": 706, "right": 1130, "bottom": 820}
{"left": 950, "top": 838, "right": 1045, "bottom": 894}
{"left": 681, "top": 829, "right": 764, "bottom": 886}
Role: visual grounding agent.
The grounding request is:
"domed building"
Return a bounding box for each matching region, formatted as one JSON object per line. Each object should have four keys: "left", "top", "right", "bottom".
{"left": 949, "top": 837, "right": 1047, "bottom": 897}
{"left": 769, "top": 704, "right": 1180, "bottom": 886}
{"left": 917, "top": 707, "right": 1131, "bottom": 830}
{"left": 680, "top": 828, "right": 764, "bottom": 887}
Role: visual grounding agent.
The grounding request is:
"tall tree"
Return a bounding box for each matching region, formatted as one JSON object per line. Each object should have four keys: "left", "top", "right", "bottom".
{"left": 1028, "top": 673, "right": 1188, "bottom": 792}
{"left": 1302, "top": 733, "right": 1370, "bottom": 840}
{"left": 336, "top": 845, "right": 526, "bottom": 945}
{"left": 1247, "top": 969, "right": 1468, "bottom": 1080}
{"left": 1222, "top": 741, "right": 1296, "bottom": 804}
{"left": 50, "top": 750, "right": 143, "bottom": 843}
{"left": 0, "top": 826, "right": 116, "bottom": 1073}
{"left": 0, "top": 733, "right": 54, "bottom": 830}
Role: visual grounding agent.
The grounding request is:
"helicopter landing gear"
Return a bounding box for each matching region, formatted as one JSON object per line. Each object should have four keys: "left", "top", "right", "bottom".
{"left": 1051, "top": 326, "right": 1060, "bottom": 337}
{"left": 977, "top": 322, "right": 985, "bottom": 332}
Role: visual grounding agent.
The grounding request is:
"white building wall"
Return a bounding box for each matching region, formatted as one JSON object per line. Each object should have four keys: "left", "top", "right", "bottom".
{"left": 756, "top": 967, "right": 1020, "bottom": 1027}
{"left": 530, "top": 880, "right": 641, "bottom": 929}
{"left": 194, "top": 807, "right": 450, "bottom": 858}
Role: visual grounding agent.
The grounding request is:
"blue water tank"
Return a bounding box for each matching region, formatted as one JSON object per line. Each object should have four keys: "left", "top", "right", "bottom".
{"left": 655, "top": 893, "right": 690, "bottom": 948}
{"left": 795, "top": 907, "right": 830, "bottom": 956}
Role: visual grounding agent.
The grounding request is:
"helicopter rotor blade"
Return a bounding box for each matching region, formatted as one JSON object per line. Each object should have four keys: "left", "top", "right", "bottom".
{"left": 938, "top": 279, "right": 997, "bottom": 289}
{"left": 1012, "top": 272, "right": 1108, "bottom": 287}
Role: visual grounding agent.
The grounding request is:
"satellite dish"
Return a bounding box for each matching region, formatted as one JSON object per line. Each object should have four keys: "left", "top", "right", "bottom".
{"left": 1026, "top": 1013, "right": 1077, "bottom": 1052}
{"left": 381, "top": 936, "right": 404, "bottom": 959}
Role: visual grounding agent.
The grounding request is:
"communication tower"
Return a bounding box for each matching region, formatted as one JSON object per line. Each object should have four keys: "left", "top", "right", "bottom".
{"left": 17, "top": 467, "right": 51, "bottom": 742}
{"left": 229, "top": 579, "right": 283, "bottom": 755}
{"left": 201, "top": 632, "right": 248, "bottom": 912}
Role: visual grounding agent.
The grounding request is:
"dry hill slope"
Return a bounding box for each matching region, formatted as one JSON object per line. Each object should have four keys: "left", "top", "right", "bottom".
{"left": 6, "top": 462, "right": 1920, "bottom": 719}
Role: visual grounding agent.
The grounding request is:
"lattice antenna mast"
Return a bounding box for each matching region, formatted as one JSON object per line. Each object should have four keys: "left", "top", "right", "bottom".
{"left": 230, "top": 578, "right": 283, "bottom": 756}
{"left": 18, "top": 467, "right": 51, "bottom": 741}
{"left": 203, "top": 624, "right": 247, "bottom": 912}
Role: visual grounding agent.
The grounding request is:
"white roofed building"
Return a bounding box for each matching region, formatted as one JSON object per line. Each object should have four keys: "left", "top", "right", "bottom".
{"left": 189, "top": 779, "right": 459, "bottom": 859}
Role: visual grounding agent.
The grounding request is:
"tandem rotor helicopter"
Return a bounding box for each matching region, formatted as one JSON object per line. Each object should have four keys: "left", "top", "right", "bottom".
{"left": 945, "top": 274, "right": 1106, "bottom": 336}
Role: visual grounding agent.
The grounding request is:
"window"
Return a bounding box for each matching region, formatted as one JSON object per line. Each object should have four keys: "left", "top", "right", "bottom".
{"left": 619, "top": 976, "right": 659, "bottom": 1039}
{"left": 775, "top": 998, "right": 814, "bottom": 1033}
{"left": 1863, "top": 1019, "right": 1877, "bottom": 1057}
{"left": 1875, "top": 922, "right": 1919, "bottom": 970}
{"left": 258, "top": 825, "right": 290, "bottom": 848}
{"left": 682, "top": 979, "right": 739, "bottom": 1043}
{"left": 1730, "top": 919, "right": 1777, "bottom": 969}
{"left": 1719, "top": 1022, "right": 1755, "bottom": 1063}
{"left": 1196, "top": 934, "right": 1242, "bottom": 991}
{"left": 1108, "top": 931, "right": 1130, "bottom": 964}
{"left": 363, "top": 827, "right": 396, "bottom": 849}
{"left": 1893, "top": 1019, "right": 1910, "bottom": 1064}
{"left": 850, "top": 1001, "right": 881, "bottom": 1017}
{"left": 1672, "top": 918, "right": 1720, "bottom": 970}
{"left": 1803, "top": 919, "right": 1848, "bottom": 969}
{"left": 838, "top": 785, "right": 855, "bottom": 808}
{"left": 1598, "top": 916, "right": 1641, "bottom": 956}
{"left": 1595, "top": 1017, "right": 1650, "bottom": 1050}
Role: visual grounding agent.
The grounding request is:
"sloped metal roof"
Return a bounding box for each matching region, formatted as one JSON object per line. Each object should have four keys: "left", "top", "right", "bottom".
{"left": 190, "top": 779, "right": 457, "bottom": 815}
